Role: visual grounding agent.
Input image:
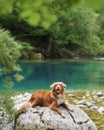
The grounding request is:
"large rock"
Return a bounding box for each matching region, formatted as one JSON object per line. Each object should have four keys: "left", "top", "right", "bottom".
{"left": 14, "top": 96, "right": 97, "bottom": 130}
{"left": 1, "top": 93, "right": 97, "bottom": 130}
{"left": 0, "top": 108, "right": 14, "bottom": 130}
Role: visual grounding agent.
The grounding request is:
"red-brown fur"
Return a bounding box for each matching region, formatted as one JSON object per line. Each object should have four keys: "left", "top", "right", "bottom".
{"left": 18, "top": 82, "right": 73, "bottom": 118}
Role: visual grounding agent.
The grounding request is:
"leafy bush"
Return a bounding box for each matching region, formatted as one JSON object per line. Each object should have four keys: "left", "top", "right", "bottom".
{"left": 0, "top": 28, "right": 23, "bottom": 121}
{"left": 1, "top": 88, "right": 16, "bottom": 121}
{"left": 0, "top": 28, "right": 24, "bottom": 85}
{"left": 49, "top": 6, "right": 102, "bottom": 56}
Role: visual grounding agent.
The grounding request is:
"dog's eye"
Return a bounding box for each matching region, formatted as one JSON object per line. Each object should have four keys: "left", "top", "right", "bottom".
{"left": 54, "top": 84, "right": 58, "bottom": 88}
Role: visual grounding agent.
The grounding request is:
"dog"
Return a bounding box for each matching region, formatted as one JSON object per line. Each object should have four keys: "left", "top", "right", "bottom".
{"left": 18, "top": 82, "right": 73, "bottom": 118}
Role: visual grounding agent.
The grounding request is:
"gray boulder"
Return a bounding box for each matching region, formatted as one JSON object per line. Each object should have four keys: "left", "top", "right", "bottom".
{"left": 2, "top": 122, "right": 14, "bottom": 130}
{"left": 0, "top": 108, "right": 14, "bottom": 130}
{"left": 15, "top": 105, "right": 97, "bottom": 130}
{"left": 1, "top": 93, "right": 97, "bottom": 130}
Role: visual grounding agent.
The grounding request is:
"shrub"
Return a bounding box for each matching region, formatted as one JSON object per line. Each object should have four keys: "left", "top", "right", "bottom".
{"left": 0, "top": 28, "right": 23, "bottom": 121}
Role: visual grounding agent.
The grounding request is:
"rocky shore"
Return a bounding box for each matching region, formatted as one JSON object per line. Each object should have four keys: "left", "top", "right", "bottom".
{"left": 0, "top": 90, "right": 104, "bottom": 130}
{"left": 66, "top": 91, "right": 104, "bottom": 114}
{"left": 66, "top": 90, "right": 104, "bottom": 130}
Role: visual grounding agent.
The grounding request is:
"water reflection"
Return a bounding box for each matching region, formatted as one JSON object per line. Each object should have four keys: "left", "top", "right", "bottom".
{"left": 0, "top": 59, "right": 104, "bottom": 91}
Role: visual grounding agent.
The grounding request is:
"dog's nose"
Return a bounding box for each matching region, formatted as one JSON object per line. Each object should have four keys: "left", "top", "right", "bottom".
{"left": 57, "top": 85, "right": 60, "bottom": 90}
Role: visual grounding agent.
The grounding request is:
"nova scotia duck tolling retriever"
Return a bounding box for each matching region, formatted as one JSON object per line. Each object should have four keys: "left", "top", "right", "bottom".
{"left": 18, "top": 82, "right": 73, "bottom": 118}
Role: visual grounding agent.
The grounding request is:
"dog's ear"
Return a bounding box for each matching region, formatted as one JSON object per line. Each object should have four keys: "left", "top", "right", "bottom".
{"left": 61, "top": 82, "right": 67, "bottom": 88}
{"left": 50, "top": 83, "right": 55, "bottom": 89}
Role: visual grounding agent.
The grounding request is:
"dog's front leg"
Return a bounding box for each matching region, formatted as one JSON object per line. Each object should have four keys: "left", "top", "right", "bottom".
{"left": 49, "top": 101, "right": 66, "bottom": 118}
{"left": 61, "top": 102, "right": 74, "bottom": 112}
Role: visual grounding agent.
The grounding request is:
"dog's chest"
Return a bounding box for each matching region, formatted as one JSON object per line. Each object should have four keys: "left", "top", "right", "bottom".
{"left": 57, "top": 94, "right": 64, "bottom": 105}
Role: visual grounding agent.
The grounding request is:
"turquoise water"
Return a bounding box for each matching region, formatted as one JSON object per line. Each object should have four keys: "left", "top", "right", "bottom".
{"left": 0, "top": 59, "right": 104, "bottom": 91}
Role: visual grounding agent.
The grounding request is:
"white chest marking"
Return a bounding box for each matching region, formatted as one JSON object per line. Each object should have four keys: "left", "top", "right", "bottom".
{"left": 57, "top": 94, "right": 64, "bottom": 105}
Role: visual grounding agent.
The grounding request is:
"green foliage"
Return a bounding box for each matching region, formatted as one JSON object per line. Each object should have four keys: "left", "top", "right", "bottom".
{"left": 49, "top": 6, "right": 103, "bottom": 56}
{"left": 1, "top": 0, "right": 93, "bottom": 29}
{"left": 21, "top": 42, "right": 34, "bottom": 52}
{"left": 0, "top": 0, "right": 103, "bottom": 58}
{"left": 0, "top": 28, "right": 23, "bottom": 85}
{"left": 19, "top": 41, "right": 35, "bottom": 60}
{"left": 0, "top": 0, "right": 58, "bottom": 29}
{"left": 0, "top": 28, "right": 21, "bottom": 65}
{"left": 84, "top": 0, "right": 102, "bottom": 10}
{"left": 98, "top": 1, "right": 104, "bottom": 55}
{"left": 51, "top": 0, "right": 80, "bottom": 12}
{"left": 3, "top": 76, "right": 14, "bottom": 89}
{"left": 0, "top": 28, "right": 24, "bottom": 121}
{"left": 1, "top": 88, "right": 16, "bottom": 121}
{"left": 67, "top": 6, "right": 101, "bottom": 55}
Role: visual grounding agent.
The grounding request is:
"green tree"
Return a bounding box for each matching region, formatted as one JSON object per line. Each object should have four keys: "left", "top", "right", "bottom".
{"left": 49, "top": 6, "right": 102, "bottom": 56}
{"left": 0, "top": 0, "right": 57, "bottom": 29}
{"left": 0, "top": 0, "right": 80, "bottom": 29}
{"left": 98, "top": 1, "right": 104, "bottom": 55}
{"left": 0, "top": 28, "right": 24, "bottom": 121}
{"left": 0, "top": 28, "right": 23, "bottom": 87}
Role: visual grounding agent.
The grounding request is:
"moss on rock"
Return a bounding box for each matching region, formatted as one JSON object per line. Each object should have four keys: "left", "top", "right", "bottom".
{"left": 65, "top": 90, "right": 104, "bottom": 130}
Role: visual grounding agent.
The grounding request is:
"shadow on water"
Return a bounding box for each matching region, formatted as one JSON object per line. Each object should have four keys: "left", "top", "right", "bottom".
{"left": 0, "top": 59, "right": 104, "bottom": 91}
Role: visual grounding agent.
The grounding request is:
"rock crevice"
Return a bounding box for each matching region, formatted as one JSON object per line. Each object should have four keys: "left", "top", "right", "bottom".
{"left": 14, "top": 106, "right": 97, "bottom": 130}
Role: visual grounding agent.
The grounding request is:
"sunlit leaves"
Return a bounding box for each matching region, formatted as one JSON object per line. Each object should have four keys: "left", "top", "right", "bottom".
{"left": 98, "top": 1, "right": 104, "bottom": 55}
{"left": 0, "top": 0, "right": 58, "bottom": 29}
{"left": 14, "top": 73, "right": 24, "bottom": 82}
{"left": 18, "top": 0, "right": 57, "bottom": 29}
{"left": 0, "top": 28, "right": 23, "bottom": 87}
{"left": 0, "top": 0, "right": 14, "bottom": 14}
{"left": 0, "top": 0, "right": 102, "bottom": 30}
{"left": 3, "top": 76, "right": 14, "bottom": 89}
{"left": 0, "top": 29, "right": 22, "bottom": 65}
{"left": 85, "top": 0, "right": 101, "bottom": 10}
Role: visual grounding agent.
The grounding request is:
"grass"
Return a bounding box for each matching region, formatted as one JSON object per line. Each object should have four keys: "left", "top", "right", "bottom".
{"left": 65, "top": 90, "right": 104, "bottom": 130}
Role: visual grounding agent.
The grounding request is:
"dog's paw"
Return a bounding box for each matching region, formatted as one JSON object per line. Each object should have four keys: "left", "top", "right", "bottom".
{"left": 69, "top": 108, "right": 74, "bottom": 112}
{"left": 36, "top": 106, "right": 40, "bottom": 109}
{"left": 61, "top": 113, "right": 66, "bottom": 118}
{"left": 68, "top": 107, "right": 74, "bottom": 112}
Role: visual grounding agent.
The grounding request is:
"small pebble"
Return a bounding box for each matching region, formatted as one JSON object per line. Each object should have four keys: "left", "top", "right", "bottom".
{"left": 96, "top": 92, "right": 103, "bottom": 97}
{"left": 97, "top": 107, "right": 104, "bottom": 114}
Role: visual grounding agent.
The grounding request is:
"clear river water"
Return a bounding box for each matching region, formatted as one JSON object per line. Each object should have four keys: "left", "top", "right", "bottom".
{"left": 0, "top": 59, "right": 104, "bottom": 91}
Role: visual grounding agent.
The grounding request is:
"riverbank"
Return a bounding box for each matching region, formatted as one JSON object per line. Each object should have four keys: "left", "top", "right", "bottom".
{"left": 65, "top": 90, "right": 104, "bottom": 130}
{"left": 0, "top": 90, "right": 104, "bottom": 130}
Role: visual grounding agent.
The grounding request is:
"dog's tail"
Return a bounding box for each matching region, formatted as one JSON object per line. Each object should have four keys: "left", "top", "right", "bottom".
{"left": 14, "top": 102, "right": 33, "bottom": 130}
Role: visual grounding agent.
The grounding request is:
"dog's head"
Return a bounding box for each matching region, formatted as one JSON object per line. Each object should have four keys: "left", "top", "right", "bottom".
{"left": 50, "top": 82, "right": 66, "bottom": 95}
